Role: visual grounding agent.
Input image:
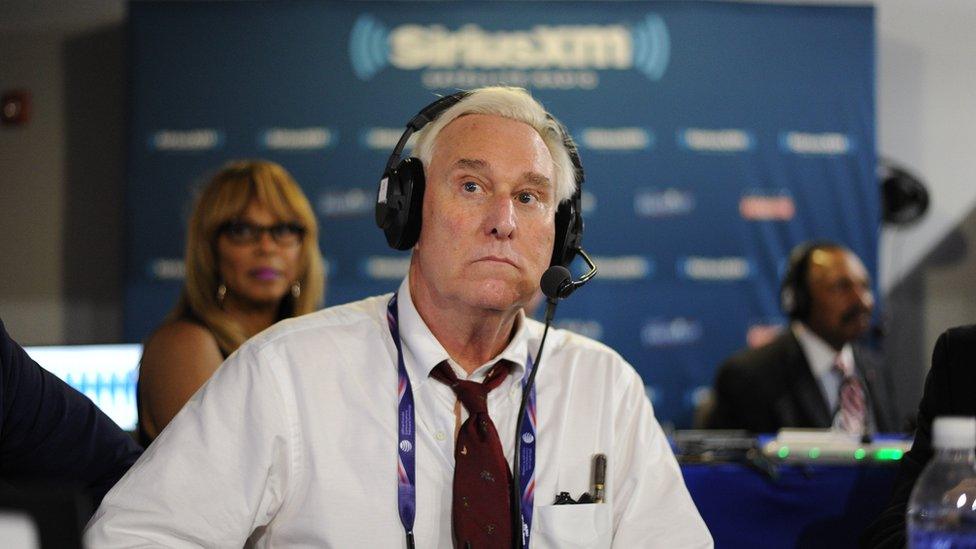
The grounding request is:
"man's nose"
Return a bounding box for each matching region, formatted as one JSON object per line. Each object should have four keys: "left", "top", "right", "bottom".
{"left": 487, "top": 196, "right": 517, "bottom": 238}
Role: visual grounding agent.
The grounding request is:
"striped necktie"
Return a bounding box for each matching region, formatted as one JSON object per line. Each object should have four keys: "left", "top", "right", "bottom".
{"left": 834, "top": 354, "right": 866, "bottom": 435}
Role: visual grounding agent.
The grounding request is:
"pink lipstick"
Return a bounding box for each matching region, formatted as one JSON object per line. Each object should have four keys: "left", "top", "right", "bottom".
{"left": 250, "top": 268, "right": 281, "bottom": 281}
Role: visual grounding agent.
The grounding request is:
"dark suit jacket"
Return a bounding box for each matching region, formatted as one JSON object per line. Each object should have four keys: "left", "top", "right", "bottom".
{"left": 706, "top": 329, "right": 896, "bottom": 433}
{"left": 861, "top": 324, "right": 976, "bottom": 548}
{"left": 0, "top": 318, "right": 143, "bottom": 506}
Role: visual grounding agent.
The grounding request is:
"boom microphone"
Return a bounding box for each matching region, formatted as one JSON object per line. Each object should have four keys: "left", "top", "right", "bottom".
{"left": 540, "top": 266, "right": 572, "bottom": 300}
{"left": 539, "top": 247, "right": 599, "bottom": 300}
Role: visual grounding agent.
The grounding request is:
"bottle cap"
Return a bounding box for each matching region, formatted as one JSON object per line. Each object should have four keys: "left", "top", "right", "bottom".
{"left": 932, "top": 416, "right": 976, "bottom": 449}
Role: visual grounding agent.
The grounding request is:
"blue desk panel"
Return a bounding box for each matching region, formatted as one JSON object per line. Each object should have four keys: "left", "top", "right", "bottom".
{"left": 683, "top": 463, "right": 898, "bottom": 548}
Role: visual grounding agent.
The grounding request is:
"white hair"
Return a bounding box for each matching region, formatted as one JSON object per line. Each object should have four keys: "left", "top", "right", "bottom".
{"left": 412, "top": 86, "right": 578, "bottom": 205}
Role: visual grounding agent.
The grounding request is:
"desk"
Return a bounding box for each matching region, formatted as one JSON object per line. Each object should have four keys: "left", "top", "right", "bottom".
{"left": 682, "top": 463, "right": 898, "bottom": 548}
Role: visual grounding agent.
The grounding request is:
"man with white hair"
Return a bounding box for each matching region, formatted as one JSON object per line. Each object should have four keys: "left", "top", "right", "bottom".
{"left": 85, "top": 87, "right": 711, "bottom": 548}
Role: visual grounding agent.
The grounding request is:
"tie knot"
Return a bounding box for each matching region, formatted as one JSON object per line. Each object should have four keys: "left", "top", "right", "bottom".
{"left": 833, "top": 354, "right": 853, "bottom": 378}
{"left": 431, "top": 360, "right": 510, "bottom": 415}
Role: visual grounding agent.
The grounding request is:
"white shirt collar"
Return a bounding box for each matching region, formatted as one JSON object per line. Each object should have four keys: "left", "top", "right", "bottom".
{"left": 791, "top": 321, "right": 854, "bottom": 378}
{"left": 395, "top": 276, "right": 531, "bottom": 386}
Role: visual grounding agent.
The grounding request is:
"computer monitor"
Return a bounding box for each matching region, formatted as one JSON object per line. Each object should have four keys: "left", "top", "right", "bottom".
{"left": 22, "top": 344, "right": 142, "bottom": 432}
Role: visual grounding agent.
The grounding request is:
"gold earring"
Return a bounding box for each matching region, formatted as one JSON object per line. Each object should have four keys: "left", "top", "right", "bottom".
{"left": 291, "top": 282, "right": 301, "bottom": 299}
{"left": 216, "top": 283, "right": 227, "bottom": 304}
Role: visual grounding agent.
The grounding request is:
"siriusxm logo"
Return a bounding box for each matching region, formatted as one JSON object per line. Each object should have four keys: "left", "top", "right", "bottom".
{"left": 148, "top": 258, "right": 185, "bottom": 281}
{"left": 678, "top": 256, "right": 752, "bottom": 281}
{"left": 590, "top": 255, "right": 654, "bottom": 280}
{"left": 579, "top": 127, "right": 654, "bottom": 151}
{"left": 780, "top": 131, "right": 853, "bottom": 155}
{"left": 363, "top": 256, "right": 410, "bottom": 280}
{"left": 362, "top": 127, "right": 417, "bottom": 150}
{"left": 739, "top": 191, "right": 795, "bottom": 221}
{"left": 678, "top": 128, "right": 753, "bottom": 153}
{"left": 349, "top": 14, "right": 670, "bottom": 81}
{"left": 641, "top": 317, "right": 703, "bottom": 347}
{"left": 149, "top": 129, "right": 223, "bottom": 152}
{"left": 553, "top": 319, "right": 604, "bottom": 341}
{"left": 634, "top": 188, "right": 695, "bottom": 218}
{"left": 260, "top": 127, "right": 335, "bottom": 150}
{"left": 317, "top": 188, "right": 372, "bottom": 218}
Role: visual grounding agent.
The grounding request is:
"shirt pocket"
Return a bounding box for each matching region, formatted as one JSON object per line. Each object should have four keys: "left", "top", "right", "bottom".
{"left": 532, "top": 504, "right": 612, "bottom": 549}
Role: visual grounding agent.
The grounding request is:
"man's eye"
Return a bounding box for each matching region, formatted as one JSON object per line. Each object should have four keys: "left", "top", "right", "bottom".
{"left": 462, "top": 181, "right": 479, "bottom": 193}
{"left": 517, "top": 192, "right": 536, "bottom": 204}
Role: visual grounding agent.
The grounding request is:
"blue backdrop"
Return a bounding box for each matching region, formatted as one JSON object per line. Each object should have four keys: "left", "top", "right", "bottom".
{"left": 125, "top": 0, "right": 878, "bottom": 428}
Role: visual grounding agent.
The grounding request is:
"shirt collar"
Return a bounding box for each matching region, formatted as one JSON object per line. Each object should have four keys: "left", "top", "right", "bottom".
{"left": 396, "top": 276, "right": 530, "bottom": 387}
{"left": 791, "top": 321, "right": 854, "bottom": 379}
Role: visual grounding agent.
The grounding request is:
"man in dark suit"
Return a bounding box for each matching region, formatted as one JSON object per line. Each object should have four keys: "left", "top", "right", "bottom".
{"left": 0, "top": 317, "right": 142, "bottom": 506}
{"left": 861, "top": 324, "right": 976, "bottom": 547}
{"left": 706, "top": 241, "right": 896, "bottom": 434}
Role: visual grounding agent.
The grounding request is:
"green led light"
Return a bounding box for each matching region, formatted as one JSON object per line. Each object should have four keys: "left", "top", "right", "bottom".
{"left": 875, "top": 448, "right": 904, "bottom": 461}
{"left": 777, "top": 446, "right": 790, "bottom": 459}
{"left": 808, "top": 447, "right": 821, "bottom": 459}
{"left": 854, "top": 448, "right": 867, "bottom": 460}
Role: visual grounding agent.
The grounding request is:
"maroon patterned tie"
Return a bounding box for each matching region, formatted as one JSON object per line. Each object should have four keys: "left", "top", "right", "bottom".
{"left": 430, "top": 360, "right": 514, "bottom": 549}
{"left": 834, "top": 355, "right": 866, "bottom": 435}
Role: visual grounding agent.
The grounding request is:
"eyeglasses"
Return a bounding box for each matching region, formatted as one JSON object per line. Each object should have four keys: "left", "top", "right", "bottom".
{"left": 217, "top": 221, "right": 306, "bottom": 246}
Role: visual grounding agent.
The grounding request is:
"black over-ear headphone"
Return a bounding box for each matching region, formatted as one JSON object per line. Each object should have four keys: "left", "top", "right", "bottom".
{"left": 374, "top": 91, "right": 586, "bottom": 270}
{"left": 780, "top": 240, "right": 840, "bottom": 320}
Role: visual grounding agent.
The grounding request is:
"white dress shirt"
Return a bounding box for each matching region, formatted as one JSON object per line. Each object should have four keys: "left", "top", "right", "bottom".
{"left": 85, "top": 278, "right": 712, "bottom": 548}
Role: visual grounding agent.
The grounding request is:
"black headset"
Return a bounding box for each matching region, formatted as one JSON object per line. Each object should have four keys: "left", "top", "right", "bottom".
{"left": 375, "top": 91, "right": 585, "bottom": 270}
{"left": 780, "top": 240, "right": 842, "bottom": 320}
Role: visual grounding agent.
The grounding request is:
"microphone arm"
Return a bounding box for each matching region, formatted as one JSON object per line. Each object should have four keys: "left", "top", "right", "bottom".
{"left": 547, "top": 247, "right": 598, "bottom": 300}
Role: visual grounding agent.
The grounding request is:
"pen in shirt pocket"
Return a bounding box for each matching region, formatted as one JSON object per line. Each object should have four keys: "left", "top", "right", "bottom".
{"left": 592, "top": 453, "right": 606, "bottom": 503}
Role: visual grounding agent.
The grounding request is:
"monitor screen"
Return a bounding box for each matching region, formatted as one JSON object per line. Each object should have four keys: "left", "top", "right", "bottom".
{"left": 22, "top": 344, "right": 142, "bottom": 432}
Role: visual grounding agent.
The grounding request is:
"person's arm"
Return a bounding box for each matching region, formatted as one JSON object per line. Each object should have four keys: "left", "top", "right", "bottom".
{"left": 84, "top": 340, "right": 297, "bottom": 546}
{"left": 137, "top": 321, "right": 224, "bottom": 439}
{"left": 0, "top": 319, "right": 142, "bottom": 506}
{"left": 860, "top": 330, "right": 950, "bottom": 548}
{"left": 610, "top": 367, "right": 713, "bottom": 548}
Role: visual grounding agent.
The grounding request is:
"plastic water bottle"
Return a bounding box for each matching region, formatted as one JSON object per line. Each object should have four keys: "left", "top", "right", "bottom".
{"left": 908, "top": 416, "right": 976, "bottom": 548}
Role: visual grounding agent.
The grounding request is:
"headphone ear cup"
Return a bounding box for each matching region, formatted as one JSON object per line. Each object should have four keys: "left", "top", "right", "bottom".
{"left": 383, "top": 157, "right": 426, "bottom": 250}
{"left": 793, "top": 281, "right": 810, "bottom": 320}
{"left": 550, "top": 198, "right": 582, "bottom": 268}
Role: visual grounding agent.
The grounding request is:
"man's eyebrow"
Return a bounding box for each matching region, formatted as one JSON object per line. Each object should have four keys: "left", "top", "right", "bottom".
{"left": 451, "top": 157, "right": 551, "bottom": 188}
{"left": 452, "top": 158, "right": 488, "bottom": 172}
{"left": 522, "top": 171, "right": 551, "bottom": 188}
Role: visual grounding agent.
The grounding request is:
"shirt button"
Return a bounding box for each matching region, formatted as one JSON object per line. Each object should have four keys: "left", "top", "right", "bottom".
{"left": 435, "top": 431, "right": 446, "bottom": 441}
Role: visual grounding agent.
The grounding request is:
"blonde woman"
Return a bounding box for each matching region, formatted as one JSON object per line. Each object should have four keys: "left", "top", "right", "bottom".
{"left": 137, "top": 160, "right": 324, "bottom": 445}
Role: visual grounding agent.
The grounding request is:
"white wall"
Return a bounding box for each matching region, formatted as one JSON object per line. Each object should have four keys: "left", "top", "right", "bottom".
{"left": 0, "top": 1, "right": 125, "bottom": 344}
{"left": 876, "top": 0, "right": 976, "bottom": 292}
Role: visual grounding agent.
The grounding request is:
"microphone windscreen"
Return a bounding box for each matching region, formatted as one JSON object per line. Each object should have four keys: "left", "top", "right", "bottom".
{"left": 540, "top": 266, "right": 572, "bottom": 300}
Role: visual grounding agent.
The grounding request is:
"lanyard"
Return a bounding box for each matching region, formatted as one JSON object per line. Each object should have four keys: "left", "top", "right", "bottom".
{"left": 388, "top": 293, "right": 537, "bottom": 548}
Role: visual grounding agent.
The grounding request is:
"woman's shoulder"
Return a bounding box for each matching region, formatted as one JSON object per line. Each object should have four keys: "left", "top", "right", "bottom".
{"left": 142, "top": 320, "right": 223, "bottom": 371}
{"left": 147, "top": 319, "right": 217, "bottom": 349}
